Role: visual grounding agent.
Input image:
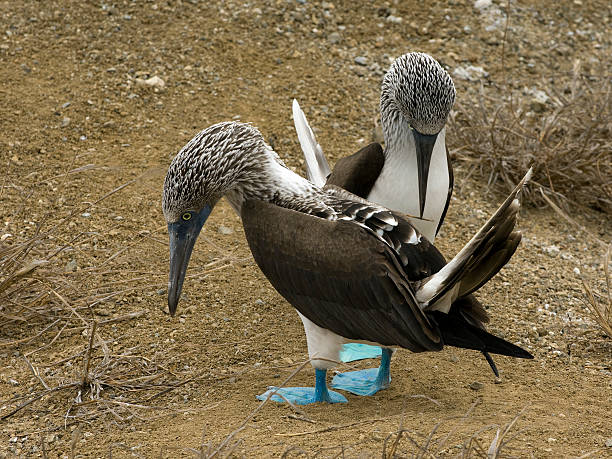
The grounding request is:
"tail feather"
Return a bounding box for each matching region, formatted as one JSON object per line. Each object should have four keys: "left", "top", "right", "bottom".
{"left": 458, "top": 231, "right": 522, "bottom": 297}
{"left": 417, "top": 168, "right": 532, "bottom": 307}
{"left": 292, "top": 99, "right": 331, "bottom": 187}
{"left": 482, "top": 351, "right": 499, "bottom": 377}
{"left": 434, "top": 310, "right": 533, "bottom": 362}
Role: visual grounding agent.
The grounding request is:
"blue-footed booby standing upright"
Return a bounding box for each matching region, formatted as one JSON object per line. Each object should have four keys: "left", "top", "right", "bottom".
{"left": 293, "top": 52, "right": 456, "bottom": 395}
{"left": 163, "top": 121, "right": 533, "bottom": 406}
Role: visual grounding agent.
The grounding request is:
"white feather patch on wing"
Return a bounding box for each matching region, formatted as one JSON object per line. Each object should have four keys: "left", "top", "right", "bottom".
{"left": 292, "top": 98, "right": 331, "bottom": 187}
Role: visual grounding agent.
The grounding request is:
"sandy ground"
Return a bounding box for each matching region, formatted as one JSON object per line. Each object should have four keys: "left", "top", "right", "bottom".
{"left": 1, "top": 0, "right": 610, "bottom": 457}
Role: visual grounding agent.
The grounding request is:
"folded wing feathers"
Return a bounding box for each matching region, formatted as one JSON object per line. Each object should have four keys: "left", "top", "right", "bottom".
{"left": 292, "top": 99, "right": 331, "bottom": 187}
{"left": 416, "top": 168, "right": 532, "bottom": 308}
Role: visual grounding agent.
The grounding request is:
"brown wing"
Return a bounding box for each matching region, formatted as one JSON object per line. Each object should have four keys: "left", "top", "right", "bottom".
{"left": 241, "top": 199, "right": 442, "bottom": 352}
{"left": 325, "top": 143, "right": 384, "bottom": 199}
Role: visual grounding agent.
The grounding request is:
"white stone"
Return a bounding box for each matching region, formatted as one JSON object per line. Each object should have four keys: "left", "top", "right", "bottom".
{"left": 474, "top": 0, "right": 492, "bottom": 9}
{"left": 453, "top": 65, "right": 488, "bottom": 81}
{"left": 137, "top": 76, "right": 165, "bottom": 88}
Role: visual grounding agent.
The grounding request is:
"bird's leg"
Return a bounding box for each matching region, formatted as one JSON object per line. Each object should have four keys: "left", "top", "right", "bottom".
{"left": 257, "top": 369, "right": 348, "bottom": 405}
{"left": 331, "top": 347, "right": 393, "bottom": 396}
{"left": 313, "top": 369, "right": 348, "bottom": 403}
{"left": 375, "top": 347, "right": 392, "bottom": 387}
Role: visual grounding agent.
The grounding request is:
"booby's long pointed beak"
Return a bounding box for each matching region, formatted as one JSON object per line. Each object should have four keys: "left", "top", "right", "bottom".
{"left": 167, "top": 205, "right": 212, "bottom": 316}
{"left": 413, "top": 130, "right": 438, "bottom": 219}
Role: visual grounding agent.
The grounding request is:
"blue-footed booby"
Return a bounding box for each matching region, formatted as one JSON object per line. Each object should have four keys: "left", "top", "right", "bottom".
{"left": 163, "top": 121, "right": 533, "bottom": 406}
{"left": 293, "top": 52, "right": 457, "bottom": 394}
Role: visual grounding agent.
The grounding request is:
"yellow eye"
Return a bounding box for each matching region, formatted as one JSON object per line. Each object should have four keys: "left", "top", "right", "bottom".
{"left": 182, "top": 212, "right": 192, "bottom": 221}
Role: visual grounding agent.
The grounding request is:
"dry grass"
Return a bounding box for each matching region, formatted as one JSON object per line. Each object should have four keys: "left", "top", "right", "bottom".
{"left": 379, "top": 403, "right": 529, "bottom": 459}
{"left": 450, "top": 60, "right": 611, "bottom": 213}
{"left": 578, "top": 244, "right": 612, "bottom": 337}
{"left": 177, "top": 392, "right": 532, "bottom": 458}
{"left": 0, "top": 169, "right": 236, "bottom": 434}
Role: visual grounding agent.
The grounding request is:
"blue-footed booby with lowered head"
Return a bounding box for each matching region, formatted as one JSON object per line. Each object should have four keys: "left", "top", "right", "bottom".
{"left": 293, "top": 52, "right": 457, "bottom": 394}
{"left": 163, "top": 121, "right": 533, "bottom": 406}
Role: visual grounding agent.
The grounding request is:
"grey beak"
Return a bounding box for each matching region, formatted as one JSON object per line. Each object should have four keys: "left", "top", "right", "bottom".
{"left": 413, "top": 130, "right": 438, "bottom": 219}
{"left": 167, "top": 205, "right": 211, "bottom": 316}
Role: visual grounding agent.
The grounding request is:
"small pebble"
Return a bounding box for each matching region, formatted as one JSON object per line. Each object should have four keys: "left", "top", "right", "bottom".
{"left": 328, "top": 32, "right": 341, "bottom": 44}
{"left": 542, "top": 245, "right": 560, "bottom": 257}
{"left": 218, "top": 225, "right": 233, "bottom": 235}
{"left": 65, "top": 260, "right": 78, "bottom": 272}
{"left": 354, "top": 56, "right": 367, "bottom": 66}
{"left": 469, "top": 381, "right": 484, "bottom": 390}
{"left": 139, "top": 75, "right": 165, "bottom": 88}
{"left": 474, "top": 0, "right": 492, "bottom": 9}
{"left": 453, "top": 65, "right": 488, "bottom": 81}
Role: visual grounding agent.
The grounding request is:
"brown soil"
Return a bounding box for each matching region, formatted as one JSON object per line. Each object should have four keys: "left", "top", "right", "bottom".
{"left": 1, "top": 0, "right": 610, "bottom": 457}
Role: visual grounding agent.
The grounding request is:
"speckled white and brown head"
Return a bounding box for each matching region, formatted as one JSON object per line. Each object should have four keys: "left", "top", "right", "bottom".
{"left": 380, "top": 52, "right": 455, "bottom": 138}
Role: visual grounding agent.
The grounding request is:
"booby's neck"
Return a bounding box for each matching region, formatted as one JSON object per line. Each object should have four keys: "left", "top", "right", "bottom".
{"left": 225, "top": 152, "right": 328, "bottom": 216}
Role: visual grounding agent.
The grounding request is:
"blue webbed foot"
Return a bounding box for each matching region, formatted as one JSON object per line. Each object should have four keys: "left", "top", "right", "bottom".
{"left": 256, "top": 369, "right": 348, "bottom": 405}
{"left": 256, "top": 386, "right": 347, "bottom": 404}
{"left": 339, "top": 343, "right": 382, "bottom": 362}
{"left": 332, "top": 348, "right": 392, "bottom": 396}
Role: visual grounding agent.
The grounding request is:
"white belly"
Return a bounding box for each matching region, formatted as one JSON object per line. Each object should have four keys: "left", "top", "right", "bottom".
{"left": 368, "top": 129, "right": 449, "bottom": 242}
{"left": 297, "top": 312, "right": 389, "bottom": 368}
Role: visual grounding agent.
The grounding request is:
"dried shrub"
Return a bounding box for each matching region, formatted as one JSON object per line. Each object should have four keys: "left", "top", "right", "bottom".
{"left": 450, "top": 60, "right": 611, "bottom": 213}
{"left": 0, "top": 170, "right": 233, "bottom": 433}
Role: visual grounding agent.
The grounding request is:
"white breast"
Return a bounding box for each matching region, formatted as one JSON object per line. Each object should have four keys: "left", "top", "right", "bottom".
{"left": 367, "top": 128, "right": 449, "bottom": 242}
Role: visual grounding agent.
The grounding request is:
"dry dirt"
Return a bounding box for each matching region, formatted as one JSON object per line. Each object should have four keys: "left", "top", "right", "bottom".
{"left": 1, "top": 0, "right": 611, "bottom": 457}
